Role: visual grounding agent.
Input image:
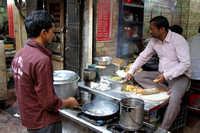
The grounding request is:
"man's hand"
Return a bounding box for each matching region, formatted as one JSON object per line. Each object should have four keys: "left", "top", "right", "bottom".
{"left": 62, "top": 97, "right": 79, "bottom": 109}
{"left": 153, "top": 73, "right": 165, "bottom": 84}
{"left": 124, "top": 73, "right": 133, "bottom": 81}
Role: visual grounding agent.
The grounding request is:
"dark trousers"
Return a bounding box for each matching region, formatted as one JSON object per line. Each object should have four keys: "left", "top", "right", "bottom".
{"left": 27, "top": 121, "right": 62, "bottom": 133}
{"left": 134, "top": 71, "right": 190, "bottom": 130}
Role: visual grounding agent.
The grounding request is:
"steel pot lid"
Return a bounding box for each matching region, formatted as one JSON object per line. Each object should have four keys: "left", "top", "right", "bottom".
{"left": 53, "top": 70, "right": 79, "bottom": 84}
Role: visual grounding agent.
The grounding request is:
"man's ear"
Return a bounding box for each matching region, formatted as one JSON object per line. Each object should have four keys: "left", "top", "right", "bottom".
{"left": 160, "top": 27, "right": 165, "bottom": 33}
{"left": 41, "top": 29, "right": 46, "bottom": 37}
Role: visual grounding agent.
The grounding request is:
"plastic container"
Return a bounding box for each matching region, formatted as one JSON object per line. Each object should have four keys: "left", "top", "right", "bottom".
{"left": 170, "top": 106, "right": 187, "bottom": 131}
{"left": 150, "top": 115, "right": 160, "bottom": 126}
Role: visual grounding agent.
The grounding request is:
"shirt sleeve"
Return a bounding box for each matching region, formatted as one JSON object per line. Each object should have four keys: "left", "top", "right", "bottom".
{"left": 34, "top": 57, "right": 62, "bottom": 112}
{"left": 128, "top": 41, "right": 155, "bottom": 75}
{"left": 163, "top": 37, "right": 190, "bottom": 80}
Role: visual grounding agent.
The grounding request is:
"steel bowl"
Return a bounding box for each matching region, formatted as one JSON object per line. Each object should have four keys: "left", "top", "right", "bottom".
{"left": 94, "top": 56, "right": 113, "bottom": 65}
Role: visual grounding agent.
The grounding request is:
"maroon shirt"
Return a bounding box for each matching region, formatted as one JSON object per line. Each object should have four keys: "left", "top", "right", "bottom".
{"left": 12, "top": 39, "right": 62, "bottom": 129}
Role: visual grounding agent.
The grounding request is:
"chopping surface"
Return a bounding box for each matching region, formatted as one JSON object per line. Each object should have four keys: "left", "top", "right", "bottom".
{"left": 133, "top": 91, "right": 170, "bottom": 102}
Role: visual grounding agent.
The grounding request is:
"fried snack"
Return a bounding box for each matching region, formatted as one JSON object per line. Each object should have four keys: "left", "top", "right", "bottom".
{"left": 136, "top": 88, "right": 160, "bottom": 95}
{"left": 124, "top": 63, "right": 133, "bottom": 72}
{"left": 112, "top": 58, "right": 124, "bottom": 66}
{"left": 153, "top": 79, "right": 159, "bottom": 83}
{"left": 122, "top": 84, "right": 135, "bottom": 92}
{"left": 125, "top": 63, "right": 143, "bottom": 77}
{"left": 126, "top": 85, "right": 135, "bottom": 92}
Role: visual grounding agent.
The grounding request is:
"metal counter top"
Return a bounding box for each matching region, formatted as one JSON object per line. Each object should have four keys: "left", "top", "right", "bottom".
{"left": 60, "top": 109, "right": 112, "bottom": 133}
{"left": 78, "top": 81, "right": 168, "bottom": 113}
{"left": 60, "top": 108, "right": 168, "bottom": 133}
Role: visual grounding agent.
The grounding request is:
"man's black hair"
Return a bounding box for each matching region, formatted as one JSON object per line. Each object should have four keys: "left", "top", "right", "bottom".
{"left": 25, "top": 10, "right": 55, "bottom": 38}
{"left": 170, "top": 25, "right": 183, "bottom": 35}
{"left": 150, "top": 16, "right": 169, "bottom": 31}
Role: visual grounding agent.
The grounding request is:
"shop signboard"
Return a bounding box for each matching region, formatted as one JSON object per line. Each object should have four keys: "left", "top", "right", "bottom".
{"left": 97, "top": 0, "right": 114, "bottom": 42}
{"left": 7, "top": 0, "right": 15, "bottom": 38}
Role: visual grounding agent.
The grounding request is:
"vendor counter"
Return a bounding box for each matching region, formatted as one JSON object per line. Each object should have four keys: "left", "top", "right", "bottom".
{"left": 59, "top": 82, "right": 170, "bottom": 133}
{"left": 78, "top": 81, "right": 169, "bottom": 122}
{"left": 60, "top": 108, "right": 168, "bottom": 133}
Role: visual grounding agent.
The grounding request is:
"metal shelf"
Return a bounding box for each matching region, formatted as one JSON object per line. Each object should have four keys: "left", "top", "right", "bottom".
{"left": 122, "top": 21, "right": 143, "bottom": 24}
{"left": 121, "top": 37, "right": 143, "bottom": 41}
{"left": 123, "top": 3, "right": 144, "bottom": 8}
{"left": 190, "top": 87, "right": 200, "bottom": 91}
{"left": 187, "top": 106, "right": 200, "bottom": 114}
{"left": 117, "top": 0, "right": 144, "bottom": 58}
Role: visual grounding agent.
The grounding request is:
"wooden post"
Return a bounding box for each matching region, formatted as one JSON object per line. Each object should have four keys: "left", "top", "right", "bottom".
{"left": 0, "top": 40, "right": 7, "bottom": 100}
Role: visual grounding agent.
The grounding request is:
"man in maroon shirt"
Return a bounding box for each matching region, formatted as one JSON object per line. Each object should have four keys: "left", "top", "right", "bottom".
{"left": 12, "top": 10, "right": 79, "bottom": 133}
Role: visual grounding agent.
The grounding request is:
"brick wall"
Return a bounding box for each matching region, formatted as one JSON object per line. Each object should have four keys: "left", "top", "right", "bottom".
{"left": 95, "top": 0, "right": 119, "bottom": 58}
{"left": 180, "top": 0, "right": 190, "bottom": 38}
{"left": 185, "top": 0, "right": 200, "bottom": 39}
{"left": 143, "top": 0, "right": 200, "bottom": 40}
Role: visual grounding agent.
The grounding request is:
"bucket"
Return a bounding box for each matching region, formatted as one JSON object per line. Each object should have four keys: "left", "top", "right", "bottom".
{"left": 119, "top": 98, "right": 144, "bottom": 131}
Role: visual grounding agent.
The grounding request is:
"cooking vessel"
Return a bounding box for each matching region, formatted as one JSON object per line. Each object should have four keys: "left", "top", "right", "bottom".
{"left": 83, "top": 69, "right": 96, "bottom": 86}
{"left": 94, "top": 56, "right": 113, "bottom": 66}
{"left": 81, "top": 100, "right": 119, "bottom": 119}
{"left": 53, "top": 70, "right": 80, "bottom": 99}
{"left": 83, "top": 69, "right": 96, "bottom": 81}
{"left": 119, "top": 98, "right": 144, "bottom": 131}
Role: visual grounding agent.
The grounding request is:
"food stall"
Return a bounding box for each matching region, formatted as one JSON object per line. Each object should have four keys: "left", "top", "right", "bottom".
{"left": 59, "top": 81, "right": 169, "bottom": 133}
{"left": 58, "top": 58, "right": 170, "bottom": 133}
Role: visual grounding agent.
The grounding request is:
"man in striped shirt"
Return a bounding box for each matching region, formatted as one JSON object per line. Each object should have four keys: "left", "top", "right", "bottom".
{"left": 125, "top": 16, "right": 191, "bottom": 130}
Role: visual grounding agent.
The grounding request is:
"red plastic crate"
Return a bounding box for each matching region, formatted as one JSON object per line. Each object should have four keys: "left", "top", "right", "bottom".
{"left": 189, "top": 94, "right": 200, "bottom": 106}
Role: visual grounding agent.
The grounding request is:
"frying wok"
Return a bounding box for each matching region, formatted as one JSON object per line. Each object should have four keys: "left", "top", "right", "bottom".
{"left": 81, "top": 100, "right": 119, "bottom": 119}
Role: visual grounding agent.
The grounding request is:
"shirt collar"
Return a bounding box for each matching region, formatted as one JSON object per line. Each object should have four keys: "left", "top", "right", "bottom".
{"left": 27, "top": 39, "right": 52, "bottom": 57}
{"left": 164, "top": 30, "right": 172, "bottom": 43}
{"left": 151, "top": 30, "right": 172, "bottom": 44}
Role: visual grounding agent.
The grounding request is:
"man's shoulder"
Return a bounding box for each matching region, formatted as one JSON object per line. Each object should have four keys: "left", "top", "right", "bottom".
{"left": 189, "top": 33, "right": 200, "bottom": 39}
{"left": 187, "top": 33, "right": 200, "bottom": 44}
{"left": 170, "top": 31, "right": 186, "bottom": 42}
{"left": 15, "top": 45, "right": 50, "bottom": 62}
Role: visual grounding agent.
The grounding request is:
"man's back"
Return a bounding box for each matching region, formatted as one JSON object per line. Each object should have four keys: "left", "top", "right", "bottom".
{"left": 188, "top": 33, "right": 200, "bottom": 80}
{"left": 12, "top": 39, "right": 61, "bottom": 129}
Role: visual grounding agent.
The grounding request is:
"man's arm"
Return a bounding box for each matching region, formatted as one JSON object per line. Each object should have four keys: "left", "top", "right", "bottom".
{"left": 127, "top": 41, "right": 156, "bottom": 75}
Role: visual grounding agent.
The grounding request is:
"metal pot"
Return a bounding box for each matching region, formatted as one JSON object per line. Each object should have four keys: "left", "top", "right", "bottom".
{"left": 53, "top": 70, "right": 80, "bottom": 99}
{"left": 83, "top": 69, "right": 96, "bottom": 86}
{"left": 94, "top": 56, "right": 113, "bottom": 65}
{"left": 119, "top": 98, "right": 144, "bottom": 131}
{"left": 83, "top": 69, "right": 96, "bottom": 80}
{"left": 81, "top": 100, "right": 119, "bottom": 119}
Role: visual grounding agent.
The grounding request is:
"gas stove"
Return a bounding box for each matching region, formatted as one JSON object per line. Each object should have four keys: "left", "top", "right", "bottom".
{"left": 106, "top": 122, "right": 157, "bottom": 133}
{"left": 77, "top": 112, "right": 157, "bottom": 133}
{"left": 77, "top": 112, "right": 119, "bottom": 126}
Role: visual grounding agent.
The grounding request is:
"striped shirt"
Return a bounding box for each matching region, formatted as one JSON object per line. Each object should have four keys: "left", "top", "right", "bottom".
{"left": 128, "top": 30, "right": 191, "bottom": 80}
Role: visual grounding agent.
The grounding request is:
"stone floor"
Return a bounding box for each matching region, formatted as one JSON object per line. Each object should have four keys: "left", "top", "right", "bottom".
{"left": 0, "top": 89, "right": 200, "bottom": 133}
